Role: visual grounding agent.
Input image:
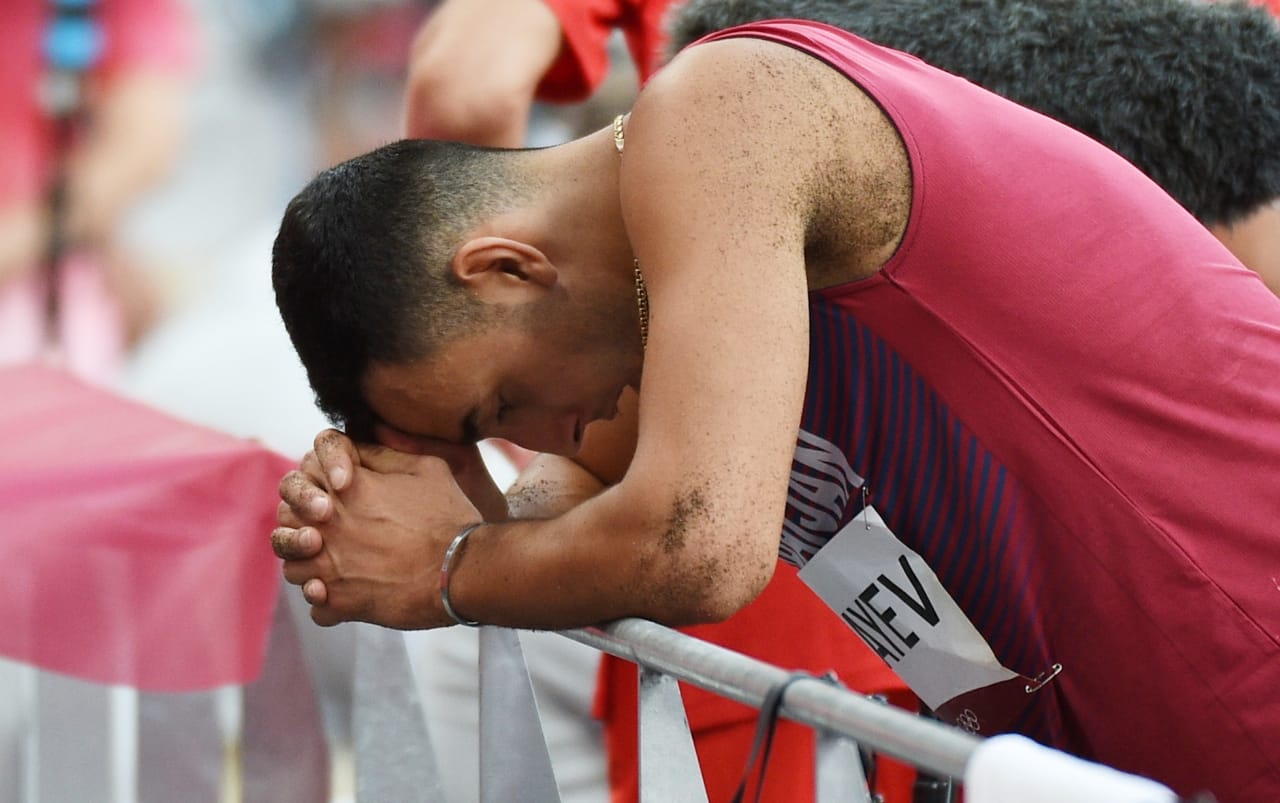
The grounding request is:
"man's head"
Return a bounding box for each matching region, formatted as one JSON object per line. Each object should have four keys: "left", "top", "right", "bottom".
{"left": 273, "top": 137, "right": 643, "bottom": 451}
{"left": 272, "top": 139, "right": 527, "bottom": 441}
{"left": 669, "top": 0, "right": 1280, "bottom": 287}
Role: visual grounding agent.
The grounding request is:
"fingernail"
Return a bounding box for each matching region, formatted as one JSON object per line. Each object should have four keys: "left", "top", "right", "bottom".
{"left": 330, "top": 466, "right": 348, "bottom": 489}
{"left": 299, "top": 528, "right": 317, "bottom": 550}
{"left": 309, "top": 494, "right": 330, "bottom": 518}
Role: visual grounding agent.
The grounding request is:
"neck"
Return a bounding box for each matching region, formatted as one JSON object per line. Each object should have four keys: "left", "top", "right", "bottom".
{"left": 533, "top": 127, "right": 647, "bottom": 376}
{"left": 534, "top": 127, "right": 635, "bottom": 282}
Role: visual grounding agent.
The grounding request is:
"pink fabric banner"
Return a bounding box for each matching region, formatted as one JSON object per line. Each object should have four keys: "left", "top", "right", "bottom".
{"left": 0, "top": 363, "right": 291, "bottom": 691}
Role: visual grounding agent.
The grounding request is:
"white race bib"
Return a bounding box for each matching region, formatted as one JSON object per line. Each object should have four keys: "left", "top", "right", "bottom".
{"left": 798, "top": 505, "right": 1018, "bottom": 711}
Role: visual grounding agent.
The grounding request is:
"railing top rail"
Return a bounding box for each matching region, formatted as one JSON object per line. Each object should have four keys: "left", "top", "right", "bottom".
{"left": 562, "top": 618, "right": 980, "bottom": 779}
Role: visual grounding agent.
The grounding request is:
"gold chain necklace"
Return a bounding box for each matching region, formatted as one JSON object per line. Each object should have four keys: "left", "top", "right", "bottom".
{"left": 614, "top": 113, "right": 649, "bottom": 348}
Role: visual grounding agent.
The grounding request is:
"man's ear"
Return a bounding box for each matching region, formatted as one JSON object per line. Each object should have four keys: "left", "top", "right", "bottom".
{"left": 451, "top": 237, "right": 558, "bottom": 303}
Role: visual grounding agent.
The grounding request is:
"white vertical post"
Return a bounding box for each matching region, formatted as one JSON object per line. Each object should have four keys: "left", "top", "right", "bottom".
{"left": 353, "top": 624, "right": 444, "bottom": 803}
{"left": 815, "top": 731, "right": 874, "bottom": 803}
{"left": 0, "top": 660, "right": 33, "bottom": 803}
{"left": 137, "top": 690, "right": 222, "bottom": 803}
{"left": 637, "top": 667, "right": 708, "bottom": 803}
{"left": 242, "top": 587, "right": 330, "bottom": 803}
{"left": 477, "top": 627, "right": 562, "bottom": 803}
{"left": 34, "top": 671, "right": 114, "bottom": 803}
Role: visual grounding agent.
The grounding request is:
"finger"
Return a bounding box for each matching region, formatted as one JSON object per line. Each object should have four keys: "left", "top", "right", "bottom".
{"left": 281, "top": 554, "right": 327, "bottom": 586}
{"left": 358, "top": 441, "right": 448, "bottom": 476}
{"left": 372, "top": 421, "right": 439, "bottom": 455}
{"left": 301, "top": 578, "right": 329, "bottom": 606}
{"left": 311, "top": 604, "right": 344, "bottom": 628}
{"left": 372, "top": 422, "right": 478, "bottom": 471}
{"left": 271, "top": 526, "right": 321, "bottom": 561}
{"left": 314, "top": 428, "right": 359, "bottom": 491}
{"left": 277, "top": 499, "right": 307, "bottom": 529}
{"left": 299, "top": 449, "right": 326, "bottom": 484}
{"left": 278, "top": 470, "right": 333, "bottom": 522}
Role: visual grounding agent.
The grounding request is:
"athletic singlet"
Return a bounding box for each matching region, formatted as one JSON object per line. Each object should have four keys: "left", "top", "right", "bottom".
{"left": 694, "top": 20, "right": 1280, "bottom": 802}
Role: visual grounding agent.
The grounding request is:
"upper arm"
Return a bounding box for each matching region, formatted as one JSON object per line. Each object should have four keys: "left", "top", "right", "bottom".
{"left": 404, "top": 0, "right": 563, "bottom": 144}
{"left": 601, "top": 40, "right": 837, "bottom": 612}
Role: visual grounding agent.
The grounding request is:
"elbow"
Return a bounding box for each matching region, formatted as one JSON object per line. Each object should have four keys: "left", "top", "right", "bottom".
{"left": 650, "top": 533, "right": 778, "bottom": 626}
{"left": 609, "top": 480, "right": 786, "bottom": 627}
{"left": 691, "top": 555, "right": 776, "bottom": 623}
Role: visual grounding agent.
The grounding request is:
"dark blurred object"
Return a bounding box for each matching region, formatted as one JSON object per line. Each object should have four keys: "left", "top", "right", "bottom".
{"left": 41, "top": 0, "right": 105, "bottom": 347}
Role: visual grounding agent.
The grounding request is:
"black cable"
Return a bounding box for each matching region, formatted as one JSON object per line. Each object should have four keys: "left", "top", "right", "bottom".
{"left": 731, "top": 672, "right": 814, "bottom": 803}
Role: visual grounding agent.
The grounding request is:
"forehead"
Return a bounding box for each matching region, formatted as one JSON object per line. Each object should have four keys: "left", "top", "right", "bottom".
{"left": 362, "top": 342, "right": 492, "bottom": 443}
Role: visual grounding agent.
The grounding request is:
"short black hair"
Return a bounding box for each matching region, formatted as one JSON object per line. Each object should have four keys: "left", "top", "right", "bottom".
{"left": 668, "top": 0, "right": 1280, "bottom": 226}
{"left": 272, "top": 139, "right": 525, "bottom": 440}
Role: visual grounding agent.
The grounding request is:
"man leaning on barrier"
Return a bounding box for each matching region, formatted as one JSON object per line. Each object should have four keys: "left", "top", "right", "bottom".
{"left": 269, "top": 18, "right": 1280, "bottom": 803}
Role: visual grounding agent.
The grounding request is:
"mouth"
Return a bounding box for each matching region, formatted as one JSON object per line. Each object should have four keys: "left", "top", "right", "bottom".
{"left": 575, "top": 389, "right": 624, "bottom": 445}
{"left": 590, "top": 405, "right": 618, "bottom": 428}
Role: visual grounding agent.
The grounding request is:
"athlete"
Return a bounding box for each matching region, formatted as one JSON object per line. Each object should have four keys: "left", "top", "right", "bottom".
{"left": 270, "top": 19, "right": 1280, "bottom": 802}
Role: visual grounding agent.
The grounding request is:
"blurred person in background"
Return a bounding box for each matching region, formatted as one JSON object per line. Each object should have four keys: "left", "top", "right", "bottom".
{"left": 0, "top": 0, "right": 198, "bottom": 383}
{"left": 403, "top": 0, "right": 672, "bottom": 147}
{"left": 400, "top": 2, "right": 917, "bottom": 802}
{"left": 669, "top": 0, "right": 1280, "bottom": 297}
{"left": 303, "top": 0, "right": 433, "bottom": 167}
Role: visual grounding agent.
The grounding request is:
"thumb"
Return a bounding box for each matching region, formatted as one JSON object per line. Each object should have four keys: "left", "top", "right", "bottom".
{"left": 314, "top": 428, "right": 361, "bottom": 491}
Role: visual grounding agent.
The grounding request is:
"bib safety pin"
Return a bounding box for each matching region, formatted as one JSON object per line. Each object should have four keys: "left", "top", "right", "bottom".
{"left": 1024, "top": 662, "right": 1063, "bottom": 694}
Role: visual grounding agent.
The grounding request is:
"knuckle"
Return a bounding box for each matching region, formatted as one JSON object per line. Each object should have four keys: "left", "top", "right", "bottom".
{"left": 300, "top": 450, "right": 323, "bottom": 477}
{"left": 277, "top": 470, "right": 304, "bottom": 499}
{"left": 281, "top": 561, "right": 307, "bottom": 585}
{"left": 315, "top": 428, "right": 347, "bottom": 454}
{"left": 276, "top": 500, "right": 296, "bottom": 525}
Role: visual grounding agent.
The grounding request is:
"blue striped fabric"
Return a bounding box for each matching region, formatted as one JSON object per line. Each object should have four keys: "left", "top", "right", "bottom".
{"left": 784, "top": 296, "right": 1065, "bottom": 744}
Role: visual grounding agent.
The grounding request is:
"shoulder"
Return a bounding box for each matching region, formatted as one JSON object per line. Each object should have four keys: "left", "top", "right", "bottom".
{"left": 625, "top": 32, "right": 910, "bottom": 281}
{"left": 624, "top": 35, "right": 852, "bottom": 204}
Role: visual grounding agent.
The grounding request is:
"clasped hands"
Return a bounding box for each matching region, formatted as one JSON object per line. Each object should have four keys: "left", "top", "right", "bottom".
{"left": 272, "top": 428, "right": 503, "bottom": 628}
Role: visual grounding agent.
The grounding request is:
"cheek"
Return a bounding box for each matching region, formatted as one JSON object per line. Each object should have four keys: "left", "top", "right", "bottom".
{"left": 530, "top": 358, "right": 601, "bottom": 400}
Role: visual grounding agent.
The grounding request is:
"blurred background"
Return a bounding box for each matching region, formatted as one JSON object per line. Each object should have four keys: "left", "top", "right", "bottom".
{"left": 0, "top": 3, "right": 639, "bottom": 801}
{"left": 0, "top": 0, "right": 637, "bottom": 458}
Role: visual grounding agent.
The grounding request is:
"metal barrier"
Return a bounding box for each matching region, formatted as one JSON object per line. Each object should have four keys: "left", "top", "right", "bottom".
{"left": 0, "top": 606, "right": 1186, "bottom": 802}
{"left": 564, "top": 619, "right": 977, "bottom": 780}
{"left": 462, "top": 619, "right": 1186, "bottom": 803}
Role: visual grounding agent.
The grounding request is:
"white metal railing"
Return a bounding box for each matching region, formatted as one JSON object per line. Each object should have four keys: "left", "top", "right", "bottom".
{"left": 552, "top": 620, "right": 1187, "bottom": 803}
{"left": 564, "top": 619, "right": 977, "bottom": 778}
{"left": 1, "top": 601, "right": 1190, "bottom": 803}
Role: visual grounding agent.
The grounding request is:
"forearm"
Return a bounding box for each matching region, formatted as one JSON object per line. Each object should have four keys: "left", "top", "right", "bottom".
{"left": 69, "top": 72, "right": 186, "bottom": 241}
{"left": 0, "top": 203, "right": 47, "bottom": 282}
{"left": 448, "top": 479, "right": 775, "bottom": 630}
{"left": 402, "top": 0, "right": 561, "bottom": 146}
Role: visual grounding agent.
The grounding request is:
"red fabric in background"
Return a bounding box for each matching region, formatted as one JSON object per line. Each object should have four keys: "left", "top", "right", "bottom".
{"left": 0, "top": 364, "right": 290, "bottom": 691}
{"left": 596, "top": 562, "right": 918, "bottom": 803}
